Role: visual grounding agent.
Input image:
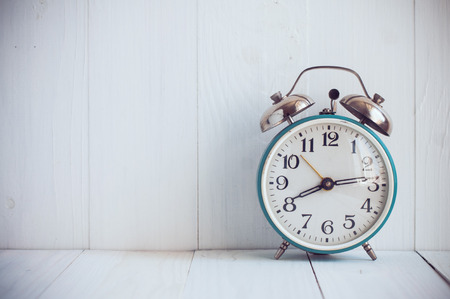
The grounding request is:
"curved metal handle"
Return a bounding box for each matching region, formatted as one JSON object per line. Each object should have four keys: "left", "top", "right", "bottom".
{"left": 285, "top": 66, "right": 371, "bottom": 99}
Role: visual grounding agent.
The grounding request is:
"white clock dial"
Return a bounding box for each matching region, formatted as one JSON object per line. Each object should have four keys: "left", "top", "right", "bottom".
{"left": 258, "top": 116, "right": 396, "bottom": 253}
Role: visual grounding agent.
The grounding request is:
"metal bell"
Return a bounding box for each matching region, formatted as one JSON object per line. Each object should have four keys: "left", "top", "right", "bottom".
{"left": 260, "top": 92, "right": 315, "bottom": 132}
{"left": 340, "top": 93, "right": 393, "bottom": 136}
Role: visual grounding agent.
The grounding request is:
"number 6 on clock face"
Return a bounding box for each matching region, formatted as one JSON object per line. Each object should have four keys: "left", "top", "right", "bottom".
{"left": 257, "top": 115, "right": 397, "bottom": 254}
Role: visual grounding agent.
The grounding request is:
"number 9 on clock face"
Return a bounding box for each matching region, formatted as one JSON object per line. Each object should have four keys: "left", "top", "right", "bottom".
{"left": 257, "top": 115, "right": 397, "bottom": 254}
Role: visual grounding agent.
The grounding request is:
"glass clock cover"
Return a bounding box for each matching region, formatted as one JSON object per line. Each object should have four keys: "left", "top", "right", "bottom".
{"left": 258, "top": 115, "right": 397, "bottom": 254}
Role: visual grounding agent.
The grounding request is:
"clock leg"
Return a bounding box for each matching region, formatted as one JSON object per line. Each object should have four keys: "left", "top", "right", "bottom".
{"left": 362, "top": 242, "right": 377, "bottom": 260}
{"left": 274, "top": 240, "right": 290, "bottom": 260}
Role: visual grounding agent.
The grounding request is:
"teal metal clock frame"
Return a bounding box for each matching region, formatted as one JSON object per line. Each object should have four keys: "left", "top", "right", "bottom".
{"left": 257, "top": 114, "right": 397, "bottom": 255}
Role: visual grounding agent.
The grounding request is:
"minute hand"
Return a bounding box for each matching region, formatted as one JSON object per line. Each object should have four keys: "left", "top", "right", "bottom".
{"left": 334, "top": 177, "right": 367, "bottom": 186}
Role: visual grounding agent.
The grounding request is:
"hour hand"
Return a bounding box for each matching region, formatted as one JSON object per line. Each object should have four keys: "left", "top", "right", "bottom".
{"left": 294, "top": 184, "right": 322, "bottom": 198}
{"left": 334, "top": 177, "right": 367, "bottom": 186}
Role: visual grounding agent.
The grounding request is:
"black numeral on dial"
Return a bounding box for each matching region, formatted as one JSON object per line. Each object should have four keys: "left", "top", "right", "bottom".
{"left": 343, "top": 215, "right": 356, "bottom": 229}
{"left": 301, "top": 138, "right": 314, "bottom": 152}
{"left": 301, "top": 214, "right": 312, "bottom": 228}
{"left": 361, "top": 198, "right": 373, "bottom": 212}
{"left": 321, "top": 220, "right": 334, "bottom": 235}
{"left": 283, "top": 197, "right": 296, "bottom": 212}
{"left": 322, "top": 132, "right": 339, "bottom": 146}
{"left": 362, "top": 156, "right": 373, "bottom": 171}
{"left": 368, "top": 182, "right": 379, "bottom": 192}
{"left": 283, "top": 155, "right": 300, "bottom": 169}
{"left": 276, "top": 175, "right": 288, "bottom": 190}
{"left": 351, "top": 140, "right": 356, "bottom": 153}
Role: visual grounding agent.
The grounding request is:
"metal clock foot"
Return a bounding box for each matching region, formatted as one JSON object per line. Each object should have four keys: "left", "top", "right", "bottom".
{"left": 362, "top": 242, "right": 377, "bottom": 260}
{"left": 274, "top": 240, "right": 290, "bottom": 260}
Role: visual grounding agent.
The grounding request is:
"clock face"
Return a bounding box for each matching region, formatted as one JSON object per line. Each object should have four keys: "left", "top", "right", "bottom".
{"left": 258, "top": 115, "right": 397, "bottom": 253}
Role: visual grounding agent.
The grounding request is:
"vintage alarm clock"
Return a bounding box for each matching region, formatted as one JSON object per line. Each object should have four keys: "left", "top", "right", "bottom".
{"left": 257, "top": 66, "right": 397, "bottom": 260}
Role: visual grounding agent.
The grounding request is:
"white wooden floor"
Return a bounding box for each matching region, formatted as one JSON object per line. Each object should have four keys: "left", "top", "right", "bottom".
{"left": 0, "top": 250, "right": 448, "bottom": 299}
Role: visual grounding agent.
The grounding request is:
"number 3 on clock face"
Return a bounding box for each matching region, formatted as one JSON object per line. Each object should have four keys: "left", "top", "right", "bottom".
{"left": 257, "top": 115, "right": 397, "bottom": 254}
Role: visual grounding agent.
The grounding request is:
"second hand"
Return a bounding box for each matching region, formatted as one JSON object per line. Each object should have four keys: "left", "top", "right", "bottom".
{"left": 300, "top": 155, "right": 324, "bottom": 179}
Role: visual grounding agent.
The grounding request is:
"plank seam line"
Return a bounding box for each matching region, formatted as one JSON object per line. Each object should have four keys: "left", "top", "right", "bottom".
{"left": 36, "top": 250, "right": 85, "bottom": 298}
{"left": 413, "top": 0, "right": 417, "bottom": 251}
{"left": 87, "top": 0, "right": 91, "bottom": 251}
{"left": 180, "top": 251, "right": 196, "bottom": 296}
{"left": 416, "top": 251, "right": 450, "bottom": 285}
{"left": 195, "top": 0, "right": 200, "bottom": 251}
{"left": 307, "top": 252, "right": 325, "bottom": 299}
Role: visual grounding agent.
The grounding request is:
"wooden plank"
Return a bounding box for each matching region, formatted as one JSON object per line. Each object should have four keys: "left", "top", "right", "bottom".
{"left": 304, "top": 0, "right": 415, "bottom": 251}
{"left": 415, "top": 0, "right": 450, "bottom": 250}
{"left": 198, "top": 0, "right": 414, "bottom": 250}
{"left": 0, "top": 0, "right": 89, "bottom": 248}
{"left": 40, "top": 251, "right": 194, "bottom": 299}
{"left": 0, "top": 250, "right": 82, "bottom": 299}
{"left": 418, "top": 251, "right": 450, "bottom": 284}
{"left": 198, "top": 0, "right": 310, "bottom": 250}
{"left": 88, "top": 0, "right": 197, "bottom": 250}
{"left": 309, "top": 251, "right": 450, "bottom": 299}
{"left": 182, "top": 250, "right": 322, "bottom": 299}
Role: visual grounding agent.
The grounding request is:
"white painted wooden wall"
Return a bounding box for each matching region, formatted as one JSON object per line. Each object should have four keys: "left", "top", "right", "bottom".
{"left": 0, "top": 0, "right": 448, "bottom": 251}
